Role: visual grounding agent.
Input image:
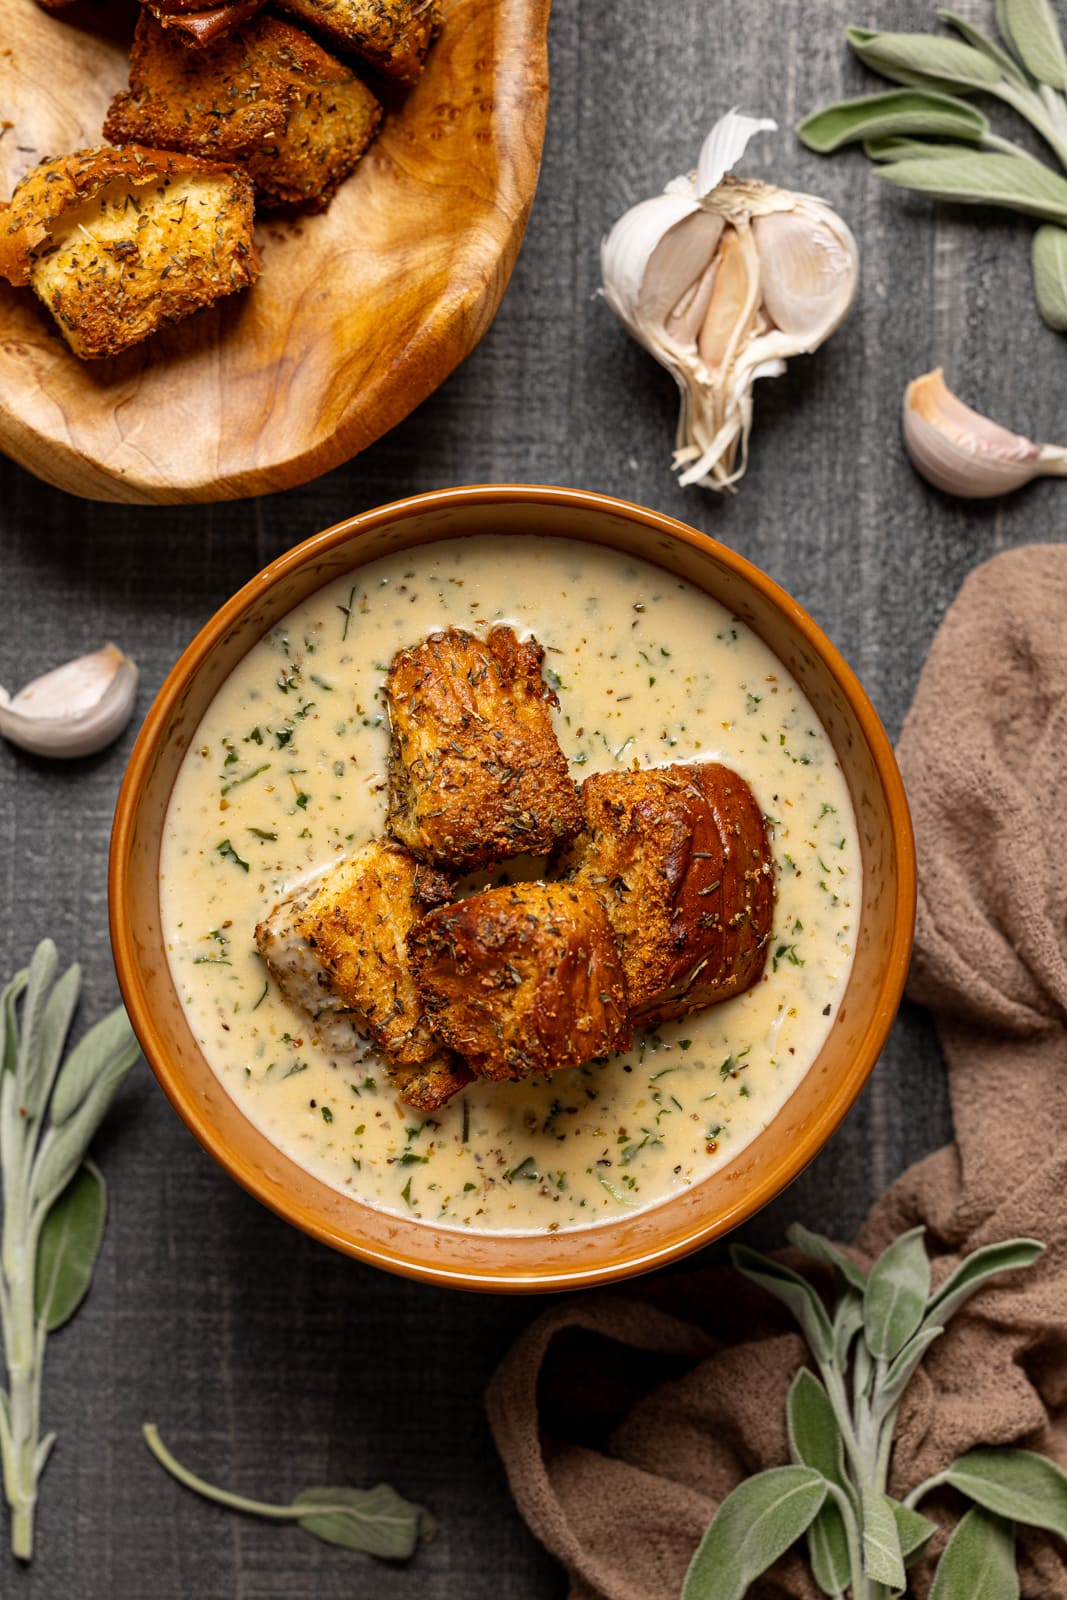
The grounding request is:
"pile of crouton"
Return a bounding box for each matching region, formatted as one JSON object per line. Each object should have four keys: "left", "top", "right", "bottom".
{"left": 0, "top": 0, "right": 439, "bottom": 358}
{"left": 255, "top": 624, "right": 777, "bottom": 1111}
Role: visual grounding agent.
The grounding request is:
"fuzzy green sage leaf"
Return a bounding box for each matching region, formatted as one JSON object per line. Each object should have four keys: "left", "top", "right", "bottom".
{"left": 863, "top": 1225, "right": 929, "bottom": 1360}
{"left": 860, "top": 1487, "right": 906, "bottom": 1590}
{"left": 1032, "top": 224, "right": 1067, "bottom": 327}
{"left": 681, "top": 1465, "right": 827, "bottom": 1600}
{"left": 923, "top": 1237, "right": 1044, "bottom": 1333}
{"left": 846, "top": 25, "right": 1002, "bottom": 91}
{"left": 34, "top": 1160, "right": 106, "bottom": 1333}
{"left": 731, "top": 1245, "right": 833, "bottom": 1363}
{"left": 787, "top": 1222, "right": 867, "bottom": 1291}
{"left": 938, "top": 10, "right": 1029, "bottom": 82}
{"left": 929, "top": 1505, "right": 1018, "bottom": 1600}
{"left": 942, "top": 1447, "right": 1067, "bottom": 1538}
{"left": 786, "top": 1370, "right": 851, "bottom": 1598}
{"left": 892, "top": 1498, "right": 938, "bottom": 1566}
{"left": 144, "top": 1425, "right": 434, "bottom": 1563}
{"left": 0, "top": 942, "right": 138, "bottom": 1561}
{"left": 875, "top": 149, "right": 1067, "bottom": 222}
{"left": 797, "top": 87, "right": 989, "bottom": 152}
{"left": 998, "top": 0, "right": 1067, "bottom": 88}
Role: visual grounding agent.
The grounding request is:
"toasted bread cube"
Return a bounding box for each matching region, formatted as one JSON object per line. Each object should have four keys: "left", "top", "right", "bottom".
{"left": 273, "top": 0, "right": 439, "bottom": 82}
{"left": 555, "top": 763, "right": 775, "bottom": 1025}
{"left": 255, "top": 839, "right": 472, "bottom": 1108}
{"left": 385, "top": 626, "right": 582, "bottom": 871}
{"left": 105, "top": 15, "right": 382, "bottom": 211}
{"left": 408, "top": 882, "right": 631, "bottom": 1082}
{"left": 0, "top": 146, "right": 259, "bottom": 360}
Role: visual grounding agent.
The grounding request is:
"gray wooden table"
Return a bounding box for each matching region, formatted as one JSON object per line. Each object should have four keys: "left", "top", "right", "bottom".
{"left": 1, "top": 0, "right": 1062, "bottom": 1593}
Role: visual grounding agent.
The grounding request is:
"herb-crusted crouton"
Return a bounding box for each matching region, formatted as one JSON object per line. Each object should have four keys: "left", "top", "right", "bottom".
{"left": 408, "top": 882, "right": 632, "bottom": 1082}
{"left": 273, "top": 0, "right": 440, "bottom": 82}
{"left": 385, "top": 625, "right": 582, "bottom": 872}
{"left": 555, "top": 762, "right": 776, "bottom": 1025}
{"left": 0, "top": 145, "right": 259, "bottom": 360}
{"left": 105, "top": 14, "right": 382, "bottom": 211}
{"left": 255, "top": 838, "right": 473, "bottom": 1110}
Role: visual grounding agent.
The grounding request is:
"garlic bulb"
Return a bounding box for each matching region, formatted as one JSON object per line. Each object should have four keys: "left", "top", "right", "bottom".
{"left": 0, "top": 644, "right": 138, "bottom": 759}
{"left": 601, "top": 110, "right": 858, "bottom": 492}
{"left": 902, "top": 369, "right": 1067, "bottom": 499}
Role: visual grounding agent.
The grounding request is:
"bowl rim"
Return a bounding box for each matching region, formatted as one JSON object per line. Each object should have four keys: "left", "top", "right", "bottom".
{"left": 109, "top": 483, "right": 916, "bottom": 1292}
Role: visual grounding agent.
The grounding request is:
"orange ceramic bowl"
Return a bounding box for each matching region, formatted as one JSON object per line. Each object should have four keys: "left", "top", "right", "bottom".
{"left": 109, "top": 486, "right": 915, "bottom": 1293}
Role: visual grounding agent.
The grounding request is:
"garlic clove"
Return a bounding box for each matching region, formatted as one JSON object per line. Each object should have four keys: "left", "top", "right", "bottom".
{"left": 0, "top": 643, "right": 138, "bottom": 759}
{"left": 697, "top": 224, "right": 761, "bottom": 372}
{"left": 752, "top": 201, "right": 859, "bottom": 347}
{"left": 601, "top": 192, "right": 702, "bottom": 338}
{"left": 640, "top": 211, "right": 725, "bottom": 331}
{"left": 902, "top": 369, "right": 1067, "bottom": 498}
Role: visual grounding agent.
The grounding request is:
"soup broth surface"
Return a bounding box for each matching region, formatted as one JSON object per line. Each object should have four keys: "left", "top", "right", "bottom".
{"left": 161, "top": 536, "right": 861, "bottom": 1234}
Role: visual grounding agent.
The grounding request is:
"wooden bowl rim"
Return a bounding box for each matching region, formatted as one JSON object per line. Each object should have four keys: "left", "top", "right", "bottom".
{"left": 109, "top": 484, "right": 916, "bottom": 1291}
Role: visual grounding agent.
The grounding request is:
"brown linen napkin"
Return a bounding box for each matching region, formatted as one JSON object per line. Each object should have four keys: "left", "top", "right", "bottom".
{"left": 487, "top": 545, "right": 1067, "bottom": 1600}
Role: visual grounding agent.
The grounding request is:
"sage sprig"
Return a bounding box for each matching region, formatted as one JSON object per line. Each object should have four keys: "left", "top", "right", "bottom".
{"left": 0, "top": 940, "right": 139, "bottom": 1560}
{"left": 797, "top": 0, "right": 1067, "bottom": 330}
{"left": 680, "top": 1225, "right": 1054, "bottom": 1600}
{"left": 143, "top": 1424, "right": 435, "bottom": 1562}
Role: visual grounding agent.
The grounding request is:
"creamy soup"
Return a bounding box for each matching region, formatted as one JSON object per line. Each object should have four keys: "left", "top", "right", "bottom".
{"left": 160, "top": 536, "right": 861, "bottom": 1234}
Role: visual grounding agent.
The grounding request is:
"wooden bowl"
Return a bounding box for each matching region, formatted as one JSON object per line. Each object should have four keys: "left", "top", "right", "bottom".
{"left": 0, "top": 0, "right": 550, "bottom": 503}
{"left": 109, "top": 486, "right": 916, "bottom": 1292}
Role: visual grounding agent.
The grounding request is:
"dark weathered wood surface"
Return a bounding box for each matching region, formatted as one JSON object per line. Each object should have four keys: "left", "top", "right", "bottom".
{"left": 0, "top": 0, "right": 1063, "bottom": 1593}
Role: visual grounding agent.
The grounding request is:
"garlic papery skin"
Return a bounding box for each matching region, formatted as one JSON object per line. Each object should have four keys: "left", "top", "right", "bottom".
{"left": 600, "top": 109, "right": 858, "bottom": 493}
{"left": 0, "top": 644, "right": 138, "bottom": 759}
{"left": 902, "top": 369, "right": 1067, "bottom": 499}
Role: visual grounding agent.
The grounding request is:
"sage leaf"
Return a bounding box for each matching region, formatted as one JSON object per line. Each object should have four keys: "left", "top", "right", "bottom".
{"left": 846, "top": 25, "right": 1001, "bottom": 92}
{"left": 14, "top": 940, "right": 57, "bottom": 1101}
{"left": 787, "top": 1222, "right": 867, "bottom": 1290}
{"left": 143, "top": 1425, "right": 435, "bottom": 1564}
{"left": 864, "top": 136, "right": 981, "bottom": 160}
{"left": 731, "top": 1246, "right": 834, "bottom": 1363}
{"left": 1033, "top": 224, "right": 1067, "bottom": 326}
{"left": 998, "top": 0, "right": 1067, "bottom": 88}
{"left": 832, "top": 1289, "right": 865, "bottom": 1371}
{"left": 31, "top": 1042, "right": 138, "bottom": 1213}
{"left": 944, "top": 1447, "right": 1067, "bottom": 1537}
{"left": 923, "top": 1237, "right": 1044, "bottom": 1332}
{"left": 787, "top": 1370, "right": 851, "bottom": 1598}
{"left": 682, "top": 1466, "right": 828, "bottom": 1600}
{"left": 25, "top": 963, "right": 80, "bottom": 1122}
{"left": 1, "top": 969, "right": 29, "bottom": 1078}
{"left": 892, "top": 1498, "right": 938, "bottom": 1566}
{"left": 797, "top": 88, "right": 989, "bottom": 153}
{"left": 34, "top": 1160, "right": 107, "bottom": 1333}
{"left": 938, "top": 9, "right": 1028, "bottom": 83}
{"left": 860, "top": 1487, "right": 906, "bottom": 1591}
{"left": 863, "top": 1226, "right": 930, "bottom": 1360}
{"left": 929, "top": 1505, "right": 1018, "bottom": 1600}
{"left": 877, "top": 1324, "right": 944, "bottom": 1415}
{"left": 49, "top": 1006, "right": 137, "bottom": 1127}
{"left": 295, "top": 1484, "right": 433, "bottom": 1559}
{"left": 876, "top": 149, "right": 1067, "bottom": 222}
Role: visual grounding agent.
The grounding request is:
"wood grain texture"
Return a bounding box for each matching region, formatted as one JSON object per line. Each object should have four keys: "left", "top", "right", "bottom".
{"left": 3, "top": 0, "right": 1065, "bottom": 1593}
{"left": 0, "top": 0, "right": 550, "bottom": 503}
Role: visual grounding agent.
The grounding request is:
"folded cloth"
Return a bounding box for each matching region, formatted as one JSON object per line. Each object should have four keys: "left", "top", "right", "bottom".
{"left": 487, "top": 546, "right": 1067, "bottom": 1600}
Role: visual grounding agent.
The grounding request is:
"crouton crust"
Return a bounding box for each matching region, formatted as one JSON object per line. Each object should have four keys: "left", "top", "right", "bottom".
{"left": 273, "top": 0, "right": 440, "bottom": 81}
{"left": 105, "top": 14, "right": 382, "bottom": 211}
{"left": 0, "top": 144, "right": 244, "bottom": 286}
{"left": 555, "top": 763, "right": 775, "bottom": 1025}
{"left": 385, "top": 626, "right": 582, "bottom": 872}
{"left": 408, "top": 881, "right": 631, "bottom": 1082}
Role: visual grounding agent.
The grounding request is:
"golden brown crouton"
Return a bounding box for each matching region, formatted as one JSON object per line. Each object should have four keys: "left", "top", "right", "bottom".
{"left": 0, "top": 145, "right": 259, "bottom": 360}
{"left": 273, "top": 0, "right": 439, "bottom": 82}
{"left": 408, "top": 882, "right": 631, "bottom": 1082}
{"left": 555, "top": 763, "right": 775, "bottom": 1025}
{"left": 105, "top": 15, "right": 382, "bottom": 211}
{"left": 385, "top": 626, "right": 582, "bottom": 872}
{"left": 255, "top": 839, "right": 472, "bottom": 1109}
